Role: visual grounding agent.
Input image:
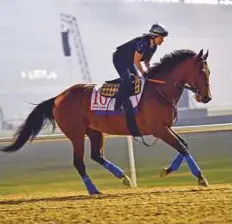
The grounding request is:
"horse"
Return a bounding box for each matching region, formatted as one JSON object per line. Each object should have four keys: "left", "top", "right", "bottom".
{"left": 1, "top": 49, "right": 212, "bottom": 195}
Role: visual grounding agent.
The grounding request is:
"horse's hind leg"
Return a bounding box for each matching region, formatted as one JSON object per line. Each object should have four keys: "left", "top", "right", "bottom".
{"left": 157, "top": 126, "right": 208, "bottom": 187}
{"left": 86, "top": 128, "right": 132, "bottom": 187}
{"left": 53, "top": 91, "right": 100, "bottom": 194}
{"left": 56, "top": 122, "right": 100, "bottom": 195}
{"left": 72, "top": 135, "right": 100, "bottom": 195}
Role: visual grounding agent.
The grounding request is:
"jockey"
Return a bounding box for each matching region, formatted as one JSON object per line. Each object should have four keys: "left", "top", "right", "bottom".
{"left": 113, "top": 23, "right": 168, "bottom": 110}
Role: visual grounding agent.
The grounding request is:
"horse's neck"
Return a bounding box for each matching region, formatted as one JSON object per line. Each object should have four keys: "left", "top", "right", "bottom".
{"left": 155, "top": 70, "right": 185, "bottom": 105}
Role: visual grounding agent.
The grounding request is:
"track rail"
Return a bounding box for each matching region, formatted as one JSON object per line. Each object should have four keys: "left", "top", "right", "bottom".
{"left": 0, "top": 123, "right": 231, "bottom": 144}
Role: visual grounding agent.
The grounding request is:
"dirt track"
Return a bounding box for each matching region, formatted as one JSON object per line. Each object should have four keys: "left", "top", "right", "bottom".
{"left": 0, "top": 184, "right": 231, "bottom": 224}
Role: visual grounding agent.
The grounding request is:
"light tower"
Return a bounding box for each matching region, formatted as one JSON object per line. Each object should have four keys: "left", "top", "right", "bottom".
{"left": 60, "top": 13, "right": 92, "bottom": 83}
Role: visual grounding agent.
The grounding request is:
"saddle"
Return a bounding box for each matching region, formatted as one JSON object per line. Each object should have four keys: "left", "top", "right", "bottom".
{"left": 99, "top": 76, "right": 142, "bottom": 98}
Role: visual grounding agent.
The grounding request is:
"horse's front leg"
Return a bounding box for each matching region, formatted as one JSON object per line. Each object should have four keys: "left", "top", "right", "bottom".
{"left": 156, "top": 126, "right": 208, "bottom": 187}
{"left": 160, "top": 128, "right": 186, "bottom": 177}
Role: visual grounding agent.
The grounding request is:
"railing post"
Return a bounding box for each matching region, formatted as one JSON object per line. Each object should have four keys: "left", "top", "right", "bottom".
{"left": 127, "top": 136, "right": 137, "bottom": 188}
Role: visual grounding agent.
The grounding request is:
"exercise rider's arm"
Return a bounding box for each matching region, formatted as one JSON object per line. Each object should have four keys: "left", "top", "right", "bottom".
{"left": 134, "top": 51, "right": 146, "bottom": 76}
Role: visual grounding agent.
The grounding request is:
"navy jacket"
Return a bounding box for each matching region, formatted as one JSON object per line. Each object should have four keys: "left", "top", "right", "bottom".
{"left": 115, "top": 35, "right": 157, "bottom": 65}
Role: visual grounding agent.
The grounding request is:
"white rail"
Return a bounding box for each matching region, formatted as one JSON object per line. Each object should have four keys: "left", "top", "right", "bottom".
{"left": 0, "top": 123, "right": 231, "bottom": 143}
{"left": 1, "top": 123, "right": 232, "bottom": 188}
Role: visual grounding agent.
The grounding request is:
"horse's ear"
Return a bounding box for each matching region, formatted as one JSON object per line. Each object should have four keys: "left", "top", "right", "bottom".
{"left": 197, "top": 49, "right": 204, "bottom": 59}
{"left": 203, "top": 50, "right": 209, "bottom": 61}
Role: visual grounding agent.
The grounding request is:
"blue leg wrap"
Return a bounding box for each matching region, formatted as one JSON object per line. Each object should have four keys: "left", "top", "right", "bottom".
{"left": 168, "top": 153, "right": 184, "bottom": 171}
{"left": 103, "top": 161, "right": 125, "bottom": 179}
{"left": 184, "top": 154, "right": 201, "bottom": 177}
{"left": 82, "top": 175, "right": 99, "bottom": 195}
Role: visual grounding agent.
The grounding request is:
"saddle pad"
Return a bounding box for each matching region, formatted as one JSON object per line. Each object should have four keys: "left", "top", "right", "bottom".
{"left": 91, "top": 76, "right": 145, "bottom": 111}
{"left": 100, "top": 76, "right": 141, "bottom": 97}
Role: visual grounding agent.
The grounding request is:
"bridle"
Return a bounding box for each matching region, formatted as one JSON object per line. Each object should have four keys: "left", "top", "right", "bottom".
{"left": 146, "top": 78, "right": 201, "bottom": 126}
{"left": 176, "top": 82, "right": 200, "bottom": 95}
{"left": 146, "top": 57, "right": 209, "bottom": 99}
{"left": 146, "top": 78, "right": 201, "bottom": 97}
{"left": 132, "top": 73, "right": 204, "bottom": 147}
{"left": 138, "top": 50, "right": 210, "bottom": 146}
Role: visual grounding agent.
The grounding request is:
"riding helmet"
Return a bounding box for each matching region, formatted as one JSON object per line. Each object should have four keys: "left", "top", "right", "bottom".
{"left": 149, "top": 23, "right": 168, "bottom": 37}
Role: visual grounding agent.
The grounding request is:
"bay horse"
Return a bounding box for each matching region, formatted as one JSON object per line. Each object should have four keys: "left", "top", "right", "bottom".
{"left": 1, "top": 49, "right": 212, "bottom": 195}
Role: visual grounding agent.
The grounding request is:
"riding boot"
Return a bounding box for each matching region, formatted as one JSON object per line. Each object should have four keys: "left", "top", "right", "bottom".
{"left": 115, "top": 77, "right": 132, "bottom": 110}
{"left": 114, "top": 80, "right": 127, "bottom": 110}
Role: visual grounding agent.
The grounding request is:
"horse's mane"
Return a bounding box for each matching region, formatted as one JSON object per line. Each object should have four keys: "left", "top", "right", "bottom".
{"left": 147, "top": 49, "right": 196, "bottom": 78}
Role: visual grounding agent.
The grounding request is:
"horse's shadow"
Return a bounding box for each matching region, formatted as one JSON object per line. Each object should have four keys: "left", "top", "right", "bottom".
{"left": 0, "top": 193, "right": 119, "bottom": 205}
{"left": 0, "top": 187, "right": 215, "bottom": 205}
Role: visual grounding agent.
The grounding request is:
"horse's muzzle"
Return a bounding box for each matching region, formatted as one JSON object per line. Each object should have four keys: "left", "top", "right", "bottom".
{"left": 195, "top": 95, "right": 212, "bottom": 103}
{"left": 202, "top": 96, "right": 212, "bottom": 103}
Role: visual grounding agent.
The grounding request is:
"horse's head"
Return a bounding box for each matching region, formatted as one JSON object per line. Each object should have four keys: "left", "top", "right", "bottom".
{"left": 147, "top": 49, "right": 212, "bottom": 104}
{"left": 184, "top": 49, "right": 212, "bottom": 104}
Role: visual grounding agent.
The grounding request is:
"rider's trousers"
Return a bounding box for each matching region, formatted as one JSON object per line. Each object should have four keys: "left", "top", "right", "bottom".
{"left": 112, "top": 51, "right": 138, "bottom": 110}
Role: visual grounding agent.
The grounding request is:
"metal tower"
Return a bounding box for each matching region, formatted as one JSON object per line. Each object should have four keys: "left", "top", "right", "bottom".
{"left": 60, "top": 13, "right": 92, "bottom": 83}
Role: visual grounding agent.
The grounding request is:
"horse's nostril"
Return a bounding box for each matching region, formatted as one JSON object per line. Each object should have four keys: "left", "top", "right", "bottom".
{"left": 203, "top": 96, "right": 212, "bottom": 103}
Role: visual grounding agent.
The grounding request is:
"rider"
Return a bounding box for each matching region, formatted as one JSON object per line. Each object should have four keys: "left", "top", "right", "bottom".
{"left": 113, "top": 23, "right": 168, "bottom": 110}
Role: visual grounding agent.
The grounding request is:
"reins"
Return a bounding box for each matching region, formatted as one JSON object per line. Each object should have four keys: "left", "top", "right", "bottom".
{"left": 141, "top": 77, "right": 200, "bottom": 147}
{"left": 146, "top": 78, "right": 199, "bottom": 95}
{"left": 106, "top": 77, "right": 200, "bottom": 148}
{"left": 146, "top": 78, "right": 166, "bottom": 84}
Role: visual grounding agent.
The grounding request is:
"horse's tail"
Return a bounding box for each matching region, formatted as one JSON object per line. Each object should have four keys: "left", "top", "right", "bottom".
{"left": 1, "top": 97, "right": 56, "bottom": 153}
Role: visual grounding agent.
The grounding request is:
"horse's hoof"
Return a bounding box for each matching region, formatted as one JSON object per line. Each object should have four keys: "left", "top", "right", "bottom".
{"left": 122, "top": 175, "right": 132, "bottom": 188}
{"left": 198, "top": 176, "right": 209, "bottom": 187}
{"left": 90, "top": 191, "right": 102, "bottom": 195}
{"left": 160, "top": 167, "right": 168, "bottom": 178}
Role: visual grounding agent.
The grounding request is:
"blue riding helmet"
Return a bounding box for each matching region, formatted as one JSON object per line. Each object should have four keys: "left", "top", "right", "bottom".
{"left": 149, "top": 23, "right": 168, "bottom": 37}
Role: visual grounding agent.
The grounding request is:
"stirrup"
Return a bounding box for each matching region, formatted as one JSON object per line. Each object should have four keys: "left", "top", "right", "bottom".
{"left": 115, "top": 92, "right": 128, "bottom": 110}
{"left": 114, "top": 98, "right": 124, "bottom": 110}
